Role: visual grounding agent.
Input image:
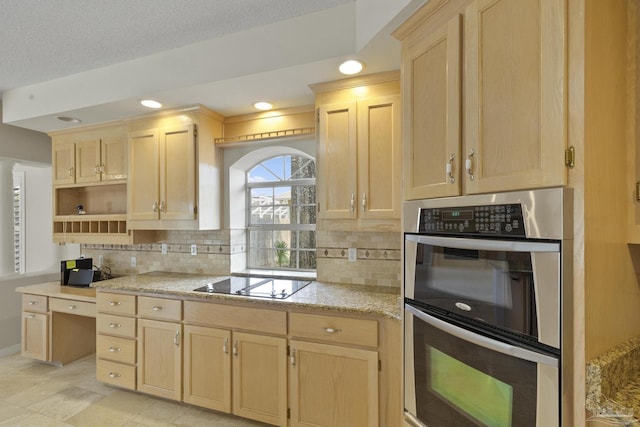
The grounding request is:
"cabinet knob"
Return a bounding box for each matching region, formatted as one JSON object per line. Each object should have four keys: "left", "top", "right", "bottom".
{"left": 465, "top": 149, "right": 475, "bottom": 181}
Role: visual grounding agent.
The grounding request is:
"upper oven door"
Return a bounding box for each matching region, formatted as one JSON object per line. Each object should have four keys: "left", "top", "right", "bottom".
{"left": 405, "top": 234, "right": 561, "bottom": 349}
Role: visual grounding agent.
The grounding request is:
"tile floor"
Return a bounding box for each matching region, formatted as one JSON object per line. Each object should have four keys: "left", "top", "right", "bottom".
{"left": 0, "top": 353, "right": 269, "bottom": 426}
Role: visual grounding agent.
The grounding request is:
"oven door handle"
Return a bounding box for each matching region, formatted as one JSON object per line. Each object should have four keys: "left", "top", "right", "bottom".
{"left": 405, "top": 304, "right": 558, "bottom": 367}
{"left": 405, "top": 234, "right": 559, "bottom": 252}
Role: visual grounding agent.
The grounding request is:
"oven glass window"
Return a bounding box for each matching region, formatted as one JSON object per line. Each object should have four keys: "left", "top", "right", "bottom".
{"left": 430, "top": 347, "right": 513, "bottom": 427}
{"left": 412, "top": 311, "right": 539, "bottom": 427}
{"left": 413, "top": 243, "right": 538, "bottom": 338}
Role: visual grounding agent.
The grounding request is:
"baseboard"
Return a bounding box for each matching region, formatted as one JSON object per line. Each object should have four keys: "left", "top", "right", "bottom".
{"left": 0, "top": 344, "right": 20, "bottom": 358}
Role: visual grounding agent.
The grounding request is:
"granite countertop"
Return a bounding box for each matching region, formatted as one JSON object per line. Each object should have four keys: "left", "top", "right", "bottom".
{"left": 15, "top": 281, "right": 96, "bottom": 302}
{"left": 94, "top": 271, "right": 402, "bottom": 320}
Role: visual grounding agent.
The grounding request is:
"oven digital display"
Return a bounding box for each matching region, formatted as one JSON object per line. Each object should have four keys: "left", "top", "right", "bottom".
{"left": 430, "top": 346, "right": 513, "bottom": 427}
{"left": 442, "top": 209, "right": 473, "bottom": 221}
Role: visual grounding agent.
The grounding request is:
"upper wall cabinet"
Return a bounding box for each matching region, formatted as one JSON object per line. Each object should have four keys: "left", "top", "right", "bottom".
{"left": 52, "top": 125, "right": 127, "bottom": 186}
{"left": 394, "top": 0, "right": 567, "bottom": 200}
{"left": 127, "top": 107, "right": 223, "bottom": 231}
{"left": 311, "top": 72, "right": 401, "bottom": 231}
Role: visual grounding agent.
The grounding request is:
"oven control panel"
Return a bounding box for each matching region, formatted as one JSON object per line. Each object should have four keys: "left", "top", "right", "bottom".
{"left": 418, "top": 203, "right": 525, "bottom": 237}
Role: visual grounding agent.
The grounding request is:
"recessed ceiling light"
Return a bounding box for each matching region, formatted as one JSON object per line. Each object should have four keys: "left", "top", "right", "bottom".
{"left": 56, "top": 116, "right": 81, "bottom": 123}
{"left": 254, "top": 101, "right": 273, "bottom": 111}
{"left": 140, "top": 99, "right": 162, "bottom": 109}
{"left": 339, "top": 59, "right": 365, "bottom": 75}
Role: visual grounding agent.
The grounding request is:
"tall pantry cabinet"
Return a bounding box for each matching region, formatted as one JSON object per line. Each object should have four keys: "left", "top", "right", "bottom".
{"left": 394, "top": 1, "right": 637, "bottom": 427}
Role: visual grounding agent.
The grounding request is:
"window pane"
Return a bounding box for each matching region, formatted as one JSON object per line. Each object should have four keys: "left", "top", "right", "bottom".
{"left": 250, "top": 188, "right": 273, "bottom": 206}
{"left": 248, "top": 164, "right": 279, "bottom": 182}
{"left": 249, "top": 230, "right": 273, "bottom": 249}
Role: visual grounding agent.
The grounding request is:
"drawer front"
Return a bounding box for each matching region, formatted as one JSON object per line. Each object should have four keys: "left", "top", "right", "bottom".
{"left": 22, "top": 294, "right": 48, "bottom": 314}
{"left": 184, "top": 300, "right": 286, "bottom": 335}
{"left": 97, "top": 314, "right": 136, "bottom": 338}
{"left": 97, "top": 334, "right": 136, "bottom": 364}
{"left": 289, "top": 312, "right": 378, "bottom": 347}
{"left": 49, "top": 297, "right": 96, "bottom": 318}
{"left": 97, "top": 359, "right": 136, "bottom": 390}
{"left": 138, "top": 296, "right": 182, "bottom": 321}
{"left": 97, "top": 292, "right": 136, "bottom": 316}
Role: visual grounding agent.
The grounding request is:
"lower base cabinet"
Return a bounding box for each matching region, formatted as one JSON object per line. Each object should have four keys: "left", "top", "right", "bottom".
{"left": 22, "top": 311, "right": 49, "bottom": 361}
{"left": 137, "top": 318, "right": 182, "bottom": 401}
{"left": 289, "top": 340, "right": 379, "bottom": 427}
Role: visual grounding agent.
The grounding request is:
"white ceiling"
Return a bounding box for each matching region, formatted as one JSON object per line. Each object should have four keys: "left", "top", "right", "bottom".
{"left": 1, "top": 0, "right": 422, "bottom": 133}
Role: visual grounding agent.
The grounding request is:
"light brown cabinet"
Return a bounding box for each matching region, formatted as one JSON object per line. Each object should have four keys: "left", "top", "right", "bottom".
{"left": 312, "top": 72, "right": 401, "bottom": 230}
{"left": 395, "top": 0, "right": 567, "bottom": 200}
{"left": 96, "top": 292, "right": 137, "bottom": 390}
{"left": 21, "top": 294, "right": 49, "bottom": 362}
{"left": 137, "top": 318, "right": 183, "bottom": 400}
{"left": 289, "top": 312, "right": 379, "bottom": 427}
{"left": 127, "top": 107, "right": 223, "bottom": 231}
{"left": 183, "top": 301, "right": 288, "bottom": 426}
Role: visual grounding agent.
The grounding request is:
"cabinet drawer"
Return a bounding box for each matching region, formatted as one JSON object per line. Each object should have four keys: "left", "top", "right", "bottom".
{"left": 138, "top": 296, "right": 182, "bottom": 321}
{"left": 97, "top": 314, "right": 136, "bottom": 338}
{"left": 22, "top": 294, "right": 48, "bottom": 314}
{"left": 97, "top": 292, "right": 136, "bottom": 316}
{"left": 97, "top": 334, "right": 136, "bottom": 364}
{"left": 184, "top": 300, "right": 286, "bottom": 335}
{"left": 49, "top": 297, "right": 96, "bottom": 318}
{"left": 97, "top": 359, "right": 136, "bottom": 390}
{"left": 289, "top": 312, "right": 378, "bottom": 347}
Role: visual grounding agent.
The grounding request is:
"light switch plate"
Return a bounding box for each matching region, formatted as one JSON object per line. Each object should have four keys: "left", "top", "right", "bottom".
{"left": 348, "top": 248, "right": 357, "bottom": 262}
{"left": 191, "top": 244, "right": 197, "bottom": 255}
{"left": 161, "top": 243, "right": 167, "bottom": 255}
{"left": 130, "top": 256, "right": 136, "bottom": 268}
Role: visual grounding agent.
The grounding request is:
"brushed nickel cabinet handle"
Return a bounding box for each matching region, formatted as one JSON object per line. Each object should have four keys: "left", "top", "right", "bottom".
{"left": 447, "top": 154, "right": 456, "bottom": 183}
{"left": 233, "top": 340, "right": 238, "bottom": 357}
{"left": 68, "top": 305, "right": 78, "bottom": 310}
{"left": 174, "top": 331, "right": 180, "bottom": 346}
{"left": 27, "top": 314, "right": 35, "bottom": 319}
{"left": 109, "top": 323, "right": 121, "bottom": 328}
{"left": 109, "top": 301, "right": 121, "bottom": 306}
{"left": 152, "top": 306, "right": 162, "bottom": 311}
{"left": 465, "top": 149, "right": 475, "bottom": 181}
{"left": 108, "top": 347, "right": 121, "bottom": 353}
{"left": 223, "top": 338, "right": 229, "bottom": 354}
{"left": 290, "top": 348, "right": 296, "bottom": 366}
{"left": 350, "top": 193, "right": 355, "bottom": 212}
{"left": 152, "top": 201, "right": 159, "bottom": 212}
{"left": 362, "top": 193, "right": 366, "bottom": 212}
{"left": 324, "top": 327, "right": 341, "bottom": 334}
{"left": 108, "top": 372, "right": 121, "bottom": 379}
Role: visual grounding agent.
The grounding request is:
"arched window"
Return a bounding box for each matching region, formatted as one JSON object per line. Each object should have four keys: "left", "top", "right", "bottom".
{"left": 246, "top": 154, "right": 316, "bottom": 271}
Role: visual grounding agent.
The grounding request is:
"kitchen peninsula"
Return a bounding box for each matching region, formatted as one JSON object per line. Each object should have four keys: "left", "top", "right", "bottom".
{"left": 17, "top": 272, "right": 401, "bottom": 427}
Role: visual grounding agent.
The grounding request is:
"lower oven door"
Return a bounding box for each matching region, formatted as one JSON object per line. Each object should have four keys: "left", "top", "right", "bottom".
{"left": 404, "top": 304, "right": 559, "bottom": 427}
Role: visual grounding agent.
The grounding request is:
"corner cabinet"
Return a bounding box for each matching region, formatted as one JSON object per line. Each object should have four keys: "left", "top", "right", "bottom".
{"left": 127, "top": 107, "right": 223, "bottom": 230}
{"left": 394, "top": 0, "right": 567, "bottom": 200}
{"left": 312, "top": 72, "right": 401, "bottom": 231}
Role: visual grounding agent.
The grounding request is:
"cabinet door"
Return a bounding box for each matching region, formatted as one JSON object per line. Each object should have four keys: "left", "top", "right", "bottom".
{"left": 464, "top": 0, "right": 566, "bottom": 194}
{"left": 402, "top": 15, "right": 461, "bottom": 200}
{"left": 22, "top": 312, "right": 49, "bottom": 361}
{"left": 232, "top": 332, "right": 287, "bottom": 427}
{"left": 317, "top": 102, "right": 358, "bottom": 219}
{"left": 128, "top": 129, "right": 160, "bottom": 221}
{"left": 289, "top": 340, "right": 379, "bottom": 427}
{"left": 137, "top": 319, "right": 182, "bottom": 401}
{"left": 75, "top": 139, "right": 101, "bottom": 184}
{"left": 358, "top": 94, "right": 401, "bottom": 219}
{"left": 52, "top": 143, "right": 75, "bottom": 185}
{"left": 101, "top": 135, "right": 127, "bottom": 181}
{"left": 160, "top": 125, "right": 196, "bottom": 221}
{"left": 183, "top": 325, "right": 231, "bottom": 413}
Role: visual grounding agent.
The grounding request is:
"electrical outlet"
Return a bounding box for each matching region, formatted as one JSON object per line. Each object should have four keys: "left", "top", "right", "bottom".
{"left": 97, "top": 255, "right": 104, "bottom": 267}
{"left": 348, "top": 248, "right": 357, "bottom": 262}
{"left": 161, "top": 243, "right": 167, "bottom": 255}
{"left": 130, "top": 256, "right": 136, "bottom": 268}
{"left": 191, "top": 244, "right": 197, "bottom": 255}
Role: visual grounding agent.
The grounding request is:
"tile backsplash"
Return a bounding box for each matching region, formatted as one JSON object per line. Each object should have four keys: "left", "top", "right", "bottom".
{"left": 82, "top": 229, "right": 401, "bottom": 288}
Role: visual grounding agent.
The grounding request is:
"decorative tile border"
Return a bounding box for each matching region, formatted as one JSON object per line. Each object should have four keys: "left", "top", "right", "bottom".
{"left": 317, "top": 247, "right": 401, "bottom": 261}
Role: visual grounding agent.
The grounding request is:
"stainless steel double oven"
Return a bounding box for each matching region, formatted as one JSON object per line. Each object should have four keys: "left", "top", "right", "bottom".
{"left": 403, "top": 188, "right": 572, "bottom": 427}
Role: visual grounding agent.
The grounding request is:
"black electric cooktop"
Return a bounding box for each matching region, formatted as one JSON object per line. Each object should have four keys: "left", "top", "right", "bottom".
{"left": 193, "top": 276, "right": 311, "bottom": 299}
